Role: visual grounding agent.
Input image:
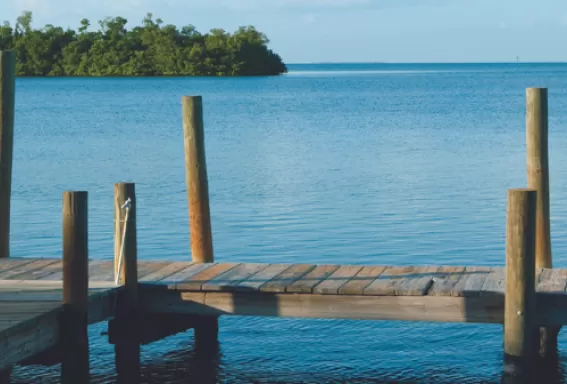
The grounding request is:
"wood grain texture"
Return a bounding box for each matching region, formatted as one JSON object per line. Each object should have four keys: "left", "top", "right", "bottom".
{"left": 339, "top": 266, "right": 386, "bottom": 295}
{"left": 0, "top": 260, "right": 60, "bottom": 279}
{"left": 232, "top": 264, "right": 293, "bottom": 292}
{"left": 175, "top": 263, "right": 239, "bottom": 290}
{"left": 201, "top": 263, "right": 269, "bottom": 291}
{"left": 429, "top": 266, "right": 466, "bottom": 296}
{"left": 139, "top": 261, "right": 192, "bottom": 282}
{"left": 286, "top": 265, "right": 340, "bottom": 293}
{"left": 537, "top": 268, "right": 567, "bottom": 292}
{"left": 364, "top": 266, "right": 437, "bottom": 296}
{"left": 313, "top": 265, "right": 363, "bottom": 295}
{"left": 259, "top": 264, "right": 316, "bottom": 293}
{"left": 141, "top": 289, "right": 507, "bottom": 324}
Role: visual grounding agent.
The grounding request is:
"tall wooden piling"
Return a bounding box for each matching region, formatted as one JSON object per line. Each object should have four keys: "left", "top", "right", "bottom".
{"left": 61, "top": 191, "right": 90, "bottom": 384}
{"left": 112, "top": 182, "right": 140, "bottom": 383}
{"left": 0, "top": 51, "right": 16, "bottom": 259}
{"left": 182, "top": 96, "right": 218, "bottom": 349}
{"left": 503, "top": 188, "right": 537, "bottom": 381}
{"left": 526, "top": 88, "right": 551, "bottom": 269}
{"left": 526, "top": 87, "right": 557, "bottom": 356}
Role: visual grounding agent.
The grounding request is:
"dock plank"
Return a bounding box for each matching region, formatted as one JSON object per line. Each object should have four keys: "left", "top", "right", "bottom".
{"left": 87, "top": 260, "right": 115, "bottom": 281}
{"left": 160, "top": 263, "right": 213, "bottom": 284}
{"left": 202, "top": 264, "right": 270, "bottom": 291}
{"left": 537, "top": 268, "right": 567, "bottom": 292}
{"left": 449, "top": 266, "right": 492, "bottom": 297}
{"left": 232, "top": 264, "right": 293, "bottom": 292}
{"left": 428, "top": 266, "right": 466, "bottom": 296}
{"left": 139, "top": 261, "right": 193, "bottom": 282}
{"left": 287, "top": 265, "right": 341, "bottom": 293}
{"left": 364, "top": 266, "right": 419, "bottom": 296}
{"left": 338, "top": 266, "right": 386, "bottom": 295}
{"left": 7, "top": 260, "right": 62, "bottom": 280}
{"left": 259, "top": 264, "right": 316, "bottom": 293}
{"left": 481, "top": 268, "right": 505, "bottom": 296}
{"left": 0, "top": 258, "right": 37, "bottom": 273}
{"left": 394, "top": 266, "right": 439, "bottom": 296}
{"left": 0, "top": 260, "right": 59, "bottom": 279}
{"left": 313, "top": 265, "right": 363, "bottom": 295}
{"left": 137, "top": 261, "right": 171, "bottom": 280}
{"left": 176, "top": 263, "right": 239, "bottom": 290}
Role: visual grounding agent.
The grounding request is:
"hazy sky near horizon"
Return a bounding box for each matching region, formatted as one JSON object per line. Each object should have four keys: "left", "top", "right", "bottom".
{"left": 3, "top": 0, "right": 567, "bottom": 63}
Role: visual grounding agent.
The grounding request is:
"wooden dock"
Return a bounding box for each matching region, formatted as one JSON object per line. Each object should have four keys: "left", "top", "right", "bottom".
{"left": 1, "top": 258, "right": 567, "bottom": 328}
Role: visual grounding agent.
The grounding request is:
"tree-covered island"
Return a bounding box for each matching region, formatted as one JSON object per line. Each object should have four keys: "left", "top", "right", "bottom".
{"left": 0, "top": 12, "right": 287, "bottom": 76}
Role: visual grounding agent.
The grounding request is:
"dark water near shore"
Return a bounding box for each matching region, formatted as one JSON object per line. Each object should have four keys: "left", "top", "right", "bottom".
{"left": 9, "top": 62, "right": 567, "bottom": 383}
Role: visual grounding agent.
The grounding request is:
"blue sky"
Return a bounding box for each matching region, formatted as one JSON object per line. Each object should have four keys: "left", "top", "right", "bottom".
{"left": 3, "top": 0, "right": 567, "bottom": 63}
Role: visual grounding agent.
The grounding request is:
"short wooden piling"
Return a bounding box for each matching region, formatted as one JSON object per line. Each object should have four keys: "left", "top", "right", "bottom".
{"left": 503, "top": 188, "right": 537, "bottom": 381}
{"left": 61, "top": 191, "right": 90, "bottom": 384}
{"left": 526, "top": 87, "right": 558, "bottom": 357}
{"left": 0, "top": 51, "right": 16, "bottom": 259}
{"left": 112, "top": 182, "right": 140, "bottom": 383}
{"left": 182, "top": 96, "right": 218, "bottom": 350}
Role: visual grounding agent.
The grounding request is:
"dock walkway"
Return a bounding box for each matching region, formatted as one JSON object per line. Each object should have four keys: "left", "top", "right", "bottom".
{"left": 1, "top": 257, "right": 566, "bottom": 358}
{"left": 0, "top": 258, "right": 120, "bottom": 371}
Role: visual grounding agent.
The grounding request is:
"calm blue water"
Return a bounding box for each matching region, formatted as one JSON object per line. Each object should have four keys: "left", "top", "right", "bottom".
{"left": 9, "top": 62, "right": 567, "bottom": 383}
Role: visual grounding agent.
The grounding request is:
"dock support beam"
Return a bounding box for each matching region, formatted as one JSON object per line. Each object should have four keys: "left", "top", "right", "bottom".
{"left": 61, "top": 191, "right": 90, "bottom": 383}
{"left": 111, "top": 182, "right": 141, "bottom": 383}
{"left": 182, "top": 95, "right": 218, "bottom": 351}
{"left": 0, "top": 50, "right": 16, "bottom": 259}
{"left": 525, "top": 87, "right": 558, "bottom": 357}
{"left": 503, "top": 188, "right": 537, "bottom": 383}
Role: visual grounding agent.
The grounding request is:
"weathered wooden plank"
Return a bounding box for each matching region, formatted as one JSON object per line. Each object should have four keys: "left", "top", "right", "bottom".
{"left": 160, "top": 263, "right": 214, "bottom": 283}
{"left": 7, "top": 260, "right": 62, "bottom": 280}
{"left": 313, "top": 265, "right": 363, "bottom": 295}
{"left": 136, "top": 261, "right": 172, "bottom": 280}
{"left": 364, "top": 266, "right": 417, "bottom": 296}
{"left": 0, "top": 259, "right": 60, "bottom": 279}
{"left": 0, "top": 258, "right": 38, "bottom": 273}
{"left": 286, "top": 265, "right": 341, "bottom": 293}
{"left": 449, "top": 266, "right": 492, "bottom": 297}
{"left": 232, "top": 264, "right": 293, "bottom": 292}
{"left": 86, "top": 260, "right": 115, "bottom": 281}
{"left": 537, "top": 268, "right": 567, "bottom": 292}
{"left": 0, "top": 307, "right": 60, "bottom": 370}
{"left": 201, "top": 263, "right": 270, "bottom": 291}
{"left": 394, "top": 266, "right": 439, "bottom": 296}
{"left": 175, "top": 263, "right": 239, "bottom": 290}
{"left": 480, "top": 268, "right": 504, "bottom": 296}
{"left": 139, "top": 261, "right": 193, "bottom": 282}
{"left": 141, "top": 289, "right": 507, "bottom": 324}
{"left": 338, "top": 266, "right": 386, "bottom": 295}
{"left": 259, "top": 264, "right": 317, "bottom": 293}
{"left": 428, "top": 266, "right": 467, "bottom": 296}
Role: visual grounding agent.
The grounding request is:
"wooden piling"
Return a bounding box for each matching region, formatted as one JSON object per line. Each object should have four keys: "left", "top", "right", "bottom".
{"left": 0, "top": 51, "right": 16, "bottom": 259}
{"left": 61, "top": 191, "right": 90, "bottom": 384}
{"left": 503, "top": 188, "right": 537, "bottom": 381}
{"left": 182, "top": 96, "right": 218, "bottom": 350}
{"left": 526, "top": 87, "right": 551, "bottom": 269}
{"left": 112, "top": 182, "right": 140, "bottom": 383}
{"left": 526, "top": 87, "right": 558, "bottom": 357}
{"left": 182, "top": 96, "right": 214, "bottom": 263}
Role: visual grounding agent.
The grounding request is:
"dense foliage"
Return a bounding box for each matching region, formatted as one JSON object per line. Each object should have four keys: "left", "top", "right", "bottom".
{"left": 0, "top": 11, "right": 287, "bottom": 76}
